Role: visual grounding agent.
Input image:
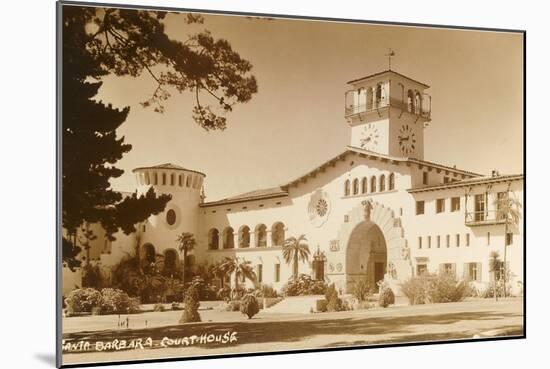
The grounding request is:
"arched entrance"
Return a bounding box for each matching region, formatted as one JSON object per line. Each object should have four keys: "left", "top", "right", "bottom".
{"left": 332, "top": 200, "right": 413, "bottom": 294}
{"left": 346, "top": 221, "right": 387, "bottom": 292}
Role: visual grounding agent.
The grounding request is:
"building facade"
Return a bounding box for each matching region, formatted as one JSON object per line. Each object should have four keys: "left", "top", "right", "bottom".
{"left": 63, "top": 69, "right": 524, "bottom": 296}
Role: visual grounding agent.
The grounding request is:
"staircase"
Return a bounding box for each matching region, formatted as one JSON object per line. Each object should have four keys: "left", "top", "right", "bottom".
{"left": 263, "top": 295, "right": 324, "bottom": 314}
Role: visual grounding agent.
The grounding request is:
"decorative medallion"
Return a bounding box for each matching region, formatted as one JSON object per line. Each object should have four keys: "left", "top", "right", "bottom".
{"left": 328, "top": 263, "right": 335, "bottom": 272}
{"left": 336, "top": 263, "right": 343, "bottom": 272}
{"left": 307, "top": 189, "right": 331, "bottom": 227}
{"left": 329, "top": 239, "right": 340, "bottom": 252}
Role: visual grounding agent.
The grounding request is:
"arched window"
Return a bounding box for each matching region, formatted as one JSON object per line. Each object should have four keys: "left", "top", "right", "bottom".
{"left": 222, "top": 227, "right": 235, "bottom": 249}
{"left": 208, "top": 228, "right": 219, "bottom": 250}
{"left": 238, "top": 226, "right": 250, "bottom": 248}
{"left": 141, "top": 243, "right": 156, "bottom": 273}
{"left": 370, "top": 176, "right": 377, "bottom": 193}
{"left": 414, "top": 92, "right": 422, "bottom": 114}
{"left": 389, "top": 173, "right": 395, "bottom": 190}
{"left": 353, "top": 178, "right": 359, "bottom": 195}
{"left": 407, "top": 90, "right": 414, "bottom": 112}
{"left": 163, "top": 249, "right": 179, "bottom": 276}
{"left": 344, "top": 179, "right": 350, "bottom": 196}
{"left": 178, "top": 175, "right": 182, "bottom": 186}
{"left": 186, "top": 175, "right": 191, "bottom": 187}
{"left": 357, "top": 87, "right": 367, "bottom": 108}
{"left": 162, "top": 173, "right": 166, "bottom": 185}
{"left": 170, "top": 173, "right": 175, "bottom": 186}
{"left": 145, "top": 172, "right": 150, "bottom": 185}
{"left": 153, "top": 172, "right": 158, "bottom": 185}
{"left": 379, "top": 174, "right": 386, "bottom": 192}
{"left": 361, "top": 177, "right": 368, "bottom": 194}
{"left": 271, "top": 222, "right": 285, "bottom": 246}
{"left": 375, "top": 83, "right": 383, "bottom": 106}
{"left": 142, "top": 243, "right": 156, "bottom": 264}
{"left": 255, "top": 224, "right": 267, "bottom": 247}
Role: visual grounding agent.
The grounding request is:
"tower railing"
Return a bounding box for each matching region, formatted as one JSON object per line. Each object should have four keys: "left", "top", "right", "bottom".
{"left": 344, "top": 95, "right": 431, "bottom": 119}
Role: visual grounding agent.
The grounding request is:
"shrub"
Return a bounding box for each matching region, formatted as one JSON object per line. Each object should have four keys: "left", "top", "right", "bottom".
{"left": 430, "top": 274, "right": 468, "bottom": 303}
{"left": 225, "top": 300, "right": 241, "bottom": 312}
{"left": 356, "top": 301, "right": 373, "bottom": 310}
{"left": 282, "top": 274, "right": 327, "bottom": 296}
{"left": 217, "top": 286, "right": 231, "bottom": 301}
{"left": 378, "top": 284, "right": 395, "bottom": 308}
{"left": 171, "top": 302, "right": 183, "bottom": 310}
{"left": 400, "top": 273, "right": 470, "bottom": 305}
{"left": 100, "top": 288, "right": 134, "bottom": 314}
{"left": 325, "top": 283, "right": 343, "bottom": 312}
{"left": 352, "top": 278, "right": 373, "bottom": 302}
{"left": 400, "top": 275, "right": 432, "bottom": 305}
{"left": 186, "top": 276, "right": 220, "bottom": 301}
{"left": 179, "top": 285, "right": 201, "bottom": 323}
{"left": 240, "top": 294, "right": 260, "bottom": 319}
{"left": 65, "top": 288, "right": 102, "bottom": 313}
{"left": 258, "top": 284, "right": 279, "bottom": 298}
{"left": 153, "top": 303, "right": 166, "bottom": 312}
{"left": 480, "top": 281, "right": 512, "bottom": 299}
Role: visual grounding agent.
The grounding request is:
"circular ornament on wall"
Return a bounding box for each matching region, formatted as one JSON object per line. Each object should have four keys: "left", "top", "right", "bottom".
{"left": 307, "top": 189, "right": 331, "bottom": 227}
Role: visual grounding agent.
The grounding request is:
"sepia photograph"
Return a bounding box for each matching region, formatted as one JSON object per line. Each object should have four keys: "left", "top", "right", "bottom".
{"left": 57, "top": 1, "right": 525, "bottom": 367}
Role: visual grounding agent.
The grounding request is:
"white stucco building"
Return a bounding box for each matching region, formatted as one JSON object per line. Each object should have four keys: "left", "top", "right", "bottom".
{"left": 63, "top": 69, "right": 524, "bottom": 297}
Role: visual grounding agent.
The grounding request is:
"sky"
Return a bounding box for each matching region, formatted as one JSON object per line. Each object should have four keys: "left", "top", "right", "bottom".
{"left": 95, "top": 11, "right": 524, "bottom": 202}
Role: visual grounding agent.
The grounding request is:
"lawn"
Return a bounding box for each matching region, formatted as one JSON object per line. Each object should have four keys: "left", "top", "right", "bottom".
{"left": 62, "top": 297, "right": 523, "bottom": 366}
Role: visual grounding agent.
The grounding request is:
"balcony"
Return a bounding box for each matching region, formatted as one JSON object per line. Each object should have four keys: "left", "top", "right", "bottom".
{"left": 344, "top": 96, "right": 431, "bottom": 120}
{"left": 465, "top": 210, "right": 507, "bottom": 226}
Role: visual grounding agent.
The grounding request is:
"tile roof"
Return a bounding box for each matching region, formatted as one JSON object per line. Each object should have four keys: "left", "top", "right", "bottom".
{"left": 408, "top": 174, "right": 524, "bottom": 193}
{"left": 347, "top": 70, "right": 430, "bottom": 88}
{"left": 132, "top": 163, "right": 206, "bottom": 176}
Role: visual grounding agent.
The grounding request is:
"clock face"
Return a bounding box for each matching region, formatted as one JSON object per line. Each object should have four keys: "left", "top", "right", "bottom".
{"left": 398, "top": 124, "right": 417, "bottom": 155}
{"left": 360, "top": 123, "right": 379, "bottom": 151}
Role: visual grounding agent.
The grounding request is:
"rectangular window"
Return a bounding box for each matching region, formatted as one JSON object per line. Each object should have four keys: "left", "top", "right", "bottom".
{"left": 442, "top": 263, "right": 455, "bottom": 275}
{"left": 436, "top": 198, "right": 445, "bottom": 213}
{"left": 446, "top": 234, "right": 450, "bottom": 248}
{"left": 416, "top": 201, "right": 425, "bottom": 215}
{"left": 456, "top": 234, "right": 460, "bottom": 247}
{"left": 474, "top": 194, "right": 486, "bottom": 221}
{"left": 506, "top": 232, "right": 513, "bottom": 246}
{"left": 427, "top": 236, "right": 431, "bottom": 249}
{"left": 274, "top": 264, "right": 280, "bottom": 282}
{"left": 437, "top": 235, "right": 441, "bottom": 248}
{"left": 416, "top": 264, "right": 428, "bottom": 276}
{"left": 423, "top": 172, "right": 429, "bottom": 185}
{"left": 466, "top": 233, "right": 470, "bottom": 247}
{"left": 465, "top": 262, "right": 481, "bottom": 282}
{"left": 418, "top": 236, "right": 422, "bottom": 249}
{"left": 443, "top": 176, "right": 450, "bottom": 184}
{"left": 451, "top": 197, "right": 460, "bottom": 212}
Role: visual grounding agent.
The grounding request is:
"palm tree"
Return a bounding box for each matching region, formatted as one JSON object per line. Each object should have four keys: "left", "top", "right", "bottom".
{"left": 282, "top": 234, "right": 311, "bottom": 280}
{"left": 494, "top": 193, "right": 522, "bottom": 297}
{"left": 176, "top": 232, "right": 196, "bottom": 285}
{"left": 488, "top": 251, "right": 501, "bottom": 302}
{"left": 218, "top": 257, "right": 256, "bottom": 298}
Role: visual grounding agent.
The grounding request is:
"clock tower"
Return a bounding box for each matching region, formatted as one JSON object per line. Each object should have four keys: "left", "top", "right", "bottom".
{"left": 345, "top": 70, "right": 431, "bottom": 160}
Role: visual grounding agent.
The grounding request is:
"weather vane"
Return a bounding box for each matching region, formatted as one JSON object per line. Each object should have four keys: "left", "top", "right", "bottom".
{"left": 386, "top": 48, "right": 396, "bottom": 70}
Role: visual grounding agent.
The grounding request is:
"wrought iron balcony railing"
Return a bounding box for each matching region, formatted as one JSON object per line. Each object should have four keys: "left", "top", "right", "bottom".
{"left": 344, "top": 97, "right": 431, "bottom": 119}
{"left": 465, "top": 210, "right": 507, "bottom": 226}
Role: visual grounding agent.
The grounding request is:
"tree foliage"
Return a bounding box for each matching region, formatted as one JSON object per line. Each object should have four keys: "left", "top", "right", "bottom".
{"left": 282, "top": 235, "right": 311, "bottom": 280}
{"left": 61, "top": 6, "right": 257, "bottom": 266}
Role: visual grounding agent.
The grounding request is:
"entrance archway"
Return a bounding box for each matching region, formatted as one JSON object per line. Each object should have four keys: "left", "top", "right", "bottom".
{"left": 346, "top": 221, "right": 387, "bottom": 291}
{"left": 332, "top": 200, "right": 413, "bottom": 294}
